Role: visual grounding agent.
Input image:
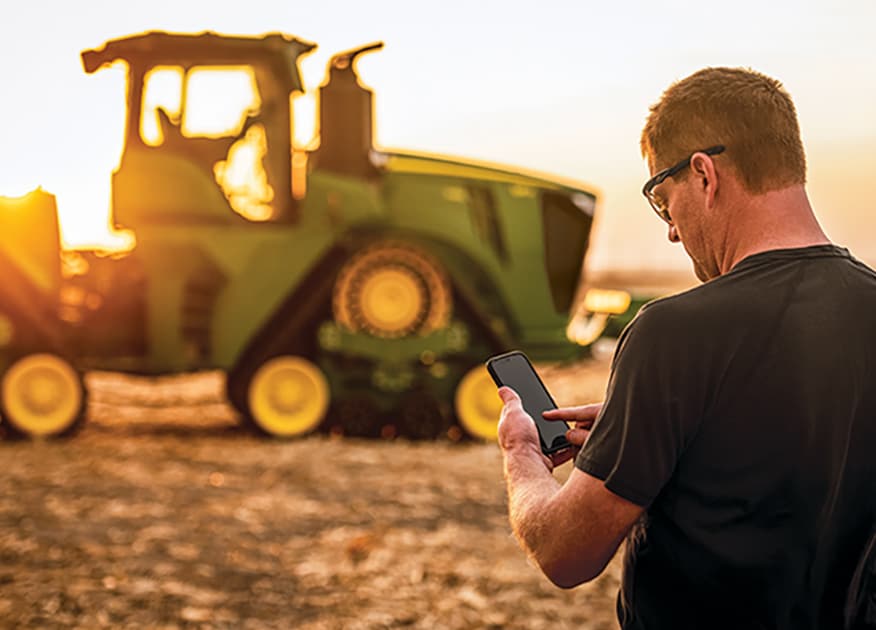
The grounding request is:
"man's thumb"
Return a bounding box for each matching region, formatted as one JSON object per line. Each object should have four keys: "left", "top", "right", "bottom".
{"left": 497, "top": 386, "right": 519, "bottom": 405}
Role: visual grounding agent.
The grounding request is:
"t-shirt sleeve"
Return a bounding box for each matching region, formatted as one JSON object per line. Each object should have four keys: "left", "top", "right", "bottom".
{"left": 575, "top": 302, "right": 708, "bottom": 507}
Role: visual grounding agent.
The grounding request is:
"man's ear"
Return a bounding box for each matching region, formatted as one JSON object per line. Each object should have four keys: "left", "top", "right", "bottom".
{"left": 690, "top": 152, "right": 719, "bottom": 207}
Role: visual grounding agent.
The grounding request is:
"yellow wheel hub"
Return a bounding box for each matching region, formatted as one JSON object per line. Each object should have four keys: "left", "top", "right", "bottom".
{"left": 454, "top": 365, "right": 504, "bottom": 441}
{"left": 358, "top": 267, "right": 424, "bottom": 336}
{"left": 2, "top": 354, "right": 83, "bottom": 437}
{"left": 333, "top": 243, "right": 452, "bottom": 338}
{"left": 248, "top": 356, "right": 329, "bottom": 438}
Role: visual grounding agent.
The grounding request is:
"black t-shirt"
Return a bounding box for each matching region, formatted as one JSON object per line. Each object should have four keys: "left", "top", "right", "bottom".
{"left": 576, "top": 245, "right": 876, "bottom": 630}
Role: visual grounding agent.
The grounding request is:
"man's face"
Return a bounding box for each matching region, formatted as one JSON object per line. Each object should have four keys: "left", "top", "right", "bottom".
{"left": 644, "top": 146, "right": 729, "bottom": 282}
{"left": 649, "top": 170, "right": 716, "bottom": 282}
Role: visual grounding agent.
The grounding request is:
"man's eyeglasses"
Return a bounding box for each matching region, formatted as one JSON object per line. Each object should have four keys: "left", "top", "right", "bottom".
{"left": 642, "top": 145, "right": 725, "bottom": 224}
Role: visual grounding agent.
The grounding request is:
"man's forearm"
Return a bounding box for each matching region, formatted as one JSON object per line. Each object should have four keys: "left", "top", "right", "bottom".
{"left": 503, "top": 443, "right": 562, "bottom": 563}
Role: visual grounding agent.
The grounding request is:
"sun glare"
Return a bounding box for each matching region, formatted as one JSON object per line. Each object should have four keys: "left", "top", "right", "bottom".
{"left": 182, "top": 67, "right": 261, "bottom": 138}
{"left": 214, "top": 124, "right": 275, "bottom": 221}
{"left": 292, "top": 92, "right": 318, "bottom": 150}
{"left": 140, "top": 66, "right": 184, "bottom": 146}
{"left": 55, "top": 191, "right": 136, "bottom": 253}
{"left": 141, "top": 66, "right": 262, "bottom": 144}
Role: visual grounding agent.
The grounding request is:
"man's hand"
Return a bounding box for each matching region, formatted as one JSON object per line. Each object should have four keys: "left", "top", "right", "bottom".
{"left": 497, "top": 395, "right": 640, "bottom": 587}
{"left": 497, "top": 387, "right": 555, "bottom": 470}
{"left": 541, "top": 402, "right": 603, "bottom": 467}
{"left": 498, "top": 389, "right": 603, "bottom": 470}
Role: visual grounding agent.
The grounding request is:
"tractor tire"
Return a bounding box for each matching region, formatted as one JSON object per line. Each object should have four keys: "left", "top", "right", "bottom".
{"left": 0, "top": 353, "right": 87, "bottom": 439}
{"left": 453, "top": 364, "right": 504, "bottom": 441}
{"left": 333, "top": 242, "right": 452, "bottom": 339}
{"left": 226, "top": 246, "right": 345, "bottom": 434}
{"left": 236, "top": 355, "right": 330, "bottom": 439}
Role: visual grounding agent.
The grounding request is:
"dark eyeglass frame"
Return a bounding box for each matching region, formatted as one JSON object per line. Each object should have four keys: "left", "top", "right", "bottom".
{"left": 642, "top": 145, "right": 725, "bottom": 223}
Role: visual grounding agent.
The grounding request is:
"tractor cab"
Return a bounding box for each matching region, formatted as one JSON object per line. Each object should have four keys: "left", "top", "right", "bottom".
{"left": 81, "top": 31, "right": 316, "bottom": 227}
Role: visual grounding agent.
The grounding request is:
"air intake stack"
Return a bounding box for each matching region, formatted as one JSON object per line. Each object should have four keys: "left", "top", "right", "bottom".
{"left": 313, "top": 42, "right": 384, "bottom": 178}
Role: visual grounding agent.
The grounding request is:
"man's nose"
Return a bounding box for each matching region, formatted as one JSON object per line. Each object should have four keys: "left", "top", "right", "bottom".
{"left": 668, "top": 225, "right": 680, "bottom": 243}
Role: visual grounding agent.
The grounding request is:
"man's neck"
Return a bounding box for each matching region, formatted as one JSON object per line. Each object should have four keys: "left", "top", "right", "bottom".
{"left": 719, "top": 185, "right": 831, "bottom": 274}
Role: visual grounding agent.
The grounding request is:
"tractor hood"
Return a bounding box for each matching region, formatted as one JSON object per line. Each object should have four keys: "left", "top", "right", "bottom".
{"left": 377, "top": 150, "right": 600, "bottom": 318}
{"left": 379, "top": 150, "right": 600, "bottom": 201}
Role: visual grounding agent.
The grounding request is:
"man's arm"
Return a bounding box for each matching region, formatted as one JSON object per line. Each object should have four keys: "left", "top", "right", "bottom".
{"left": 498, "top": 387, "right": 644, "bottom": 588}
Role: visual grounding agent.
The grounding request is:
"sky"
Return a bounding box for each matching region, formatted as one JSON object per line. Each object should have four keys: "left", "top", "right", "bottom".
{"left": 1, "top": 0, "right": 875, "bottom": 272}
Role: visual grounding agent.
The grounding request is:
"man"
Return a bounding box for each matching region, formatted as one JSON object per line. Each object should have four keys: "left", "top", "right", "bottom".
{"left": 497, "top": 67, "right": 876, "bottom": 629}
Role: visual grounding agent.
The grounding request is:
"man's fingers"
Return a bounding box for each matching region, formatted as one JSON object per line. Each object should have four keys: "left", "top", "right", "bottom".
{"left": 542, "top": 402, "right": 602, "bottom": 419}
{"left": 542, "top": 402, "right": 603, "bottom": 424}
{"left": 565, "top": 428, "right": 590, "bottom": 447}
{"left": 541, "top": 414, "right": 597, "bottom": 431}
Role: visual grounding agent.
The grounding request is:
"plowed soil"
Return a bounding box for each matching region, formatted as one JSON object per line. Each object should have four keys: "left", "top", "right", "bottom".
{"left": 0, "top": 350, "right": 621, "bottom": 629}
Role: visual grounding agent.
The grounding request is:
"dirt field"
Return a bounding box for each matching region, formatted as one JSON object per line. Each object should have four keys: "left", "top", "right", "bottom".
{"left": 0, "top": 350, "right": 621, "bottom": 629}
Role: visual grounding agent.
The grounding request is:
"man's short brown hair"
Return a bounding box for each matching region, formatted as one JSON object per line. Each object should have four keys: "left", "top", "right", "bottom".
{"left": 640, "top": 67, "right": 806, "bottom": 194}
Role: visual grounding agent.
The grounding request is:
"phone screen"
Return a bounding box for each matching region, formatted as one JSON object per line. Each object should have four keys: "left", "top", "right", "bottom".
{"left": 486, "top": 351, "right": 571, "bottom": 454}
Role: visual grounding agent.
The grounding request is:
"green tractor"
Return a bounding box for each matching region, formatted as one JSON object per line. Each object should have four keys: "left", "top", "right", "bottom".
{"left": 1, "top": 31, "right": 628, "bottom": 441}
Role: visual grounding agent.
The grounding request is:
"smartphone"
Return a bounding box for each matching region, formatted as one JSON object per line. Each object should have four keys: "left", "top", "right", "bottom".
{"left": 485, "top": 350, "right": 571, "bottom": 455}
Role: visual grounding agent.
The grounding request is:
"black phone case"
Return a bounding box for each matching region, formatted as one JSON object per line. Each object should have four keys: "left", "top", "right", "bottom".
{"left": 485, "top": 350, "right": 571, "bottom": 455}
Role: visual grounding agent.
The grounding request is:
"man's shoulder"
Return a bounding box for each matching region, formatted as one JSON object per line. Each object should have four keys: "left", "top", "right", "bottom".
{"left": 615, "top": 271, "right": 766, "bottom": 359}
{"left": 633, "top": 277, "right": 740, "bottom": 330}
{"left": 632, "top": 252, "right": 813, "bottom": 327}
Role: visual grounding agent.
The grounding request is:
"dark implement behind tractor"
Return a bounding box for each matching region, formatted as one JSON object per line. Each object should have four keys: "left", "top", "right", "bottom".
{"left": 0, "top": 190, "right": 86, "bottom": 438}
{"left": 0, "top": 31, "right": 629, "bottom": 441}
